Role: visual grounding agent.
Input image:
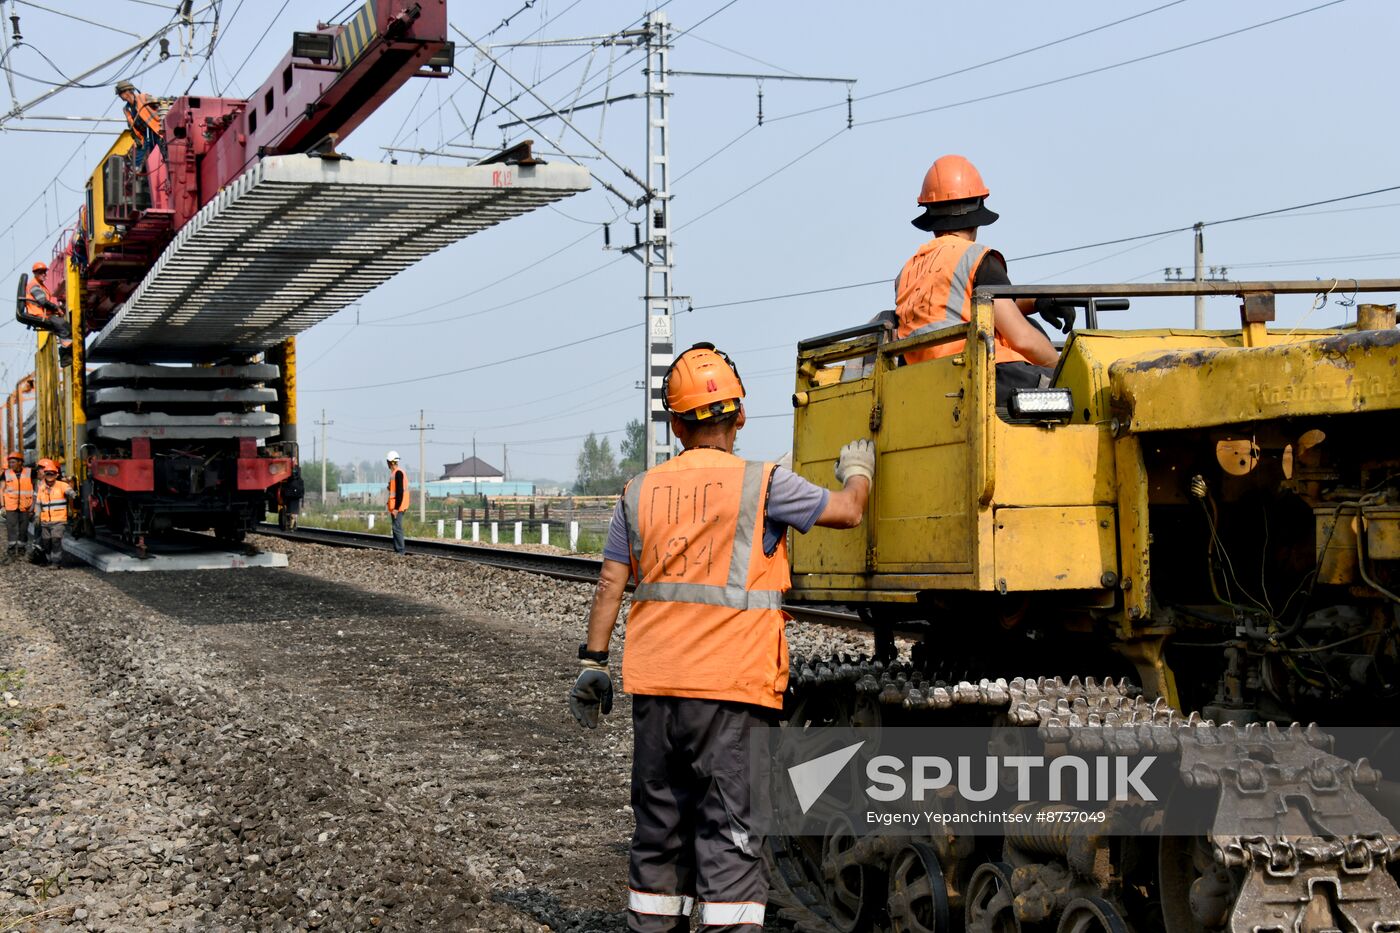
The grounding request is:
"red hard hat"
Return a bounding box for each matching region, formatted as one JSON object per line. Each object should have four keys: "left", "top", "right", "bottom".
{"left": 917, "top": 155, "right": 989, "bottom": 205}
{"left": 663, "top": 342, "right": 745, "bottom": 422}
{"left": 31, "top": 261, "right": 47, "bottom": 274}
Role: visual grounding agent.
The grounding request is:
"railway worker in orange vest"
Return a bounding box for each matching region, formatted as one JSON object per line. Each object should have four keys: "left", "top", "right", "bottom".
{"left": 18, "top": 261, "right": 70, "bottom": 340}
{"left": 895, "top": 154, "right": 1066, "bottom": 407}
{"left": 385, "top": 451, "right": 409, "bottom": 556}
{"left": 32, "top": 459, "right": 69, "bottom": 567}
{"left": 2, "top": 451, "right": 33, "bottom": 559}
{"left": 568, "top": 342, "right": 875, "bottom": 932}
{"left": 115, "top": 80, "right": 165, "bottom": 170}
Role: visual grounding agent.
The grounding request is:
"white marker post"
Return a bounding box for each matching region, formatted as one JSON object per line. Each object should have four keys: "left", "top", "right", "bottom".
{"left": 436, "top": 519, "right": 444, "bottom": 537}
{"left": 490, "top": 522, "right": 498, "bottom": 544}
{"left": 454, "top": 519, "right": 463, "bottom": 540}
{"left": 513, "top": 521, "right": 522, "bottom": 545}
{"left": 541, "top": 523, "right": 550, "bottom": 546}
{"left": 472, "top": 521, "right": 480, "bottom": 542}
{"left": 368, "top": 514, "right": 375, "bottom": 530}
{"left": 569, "top": 520, "right": 579, "bottom": 551}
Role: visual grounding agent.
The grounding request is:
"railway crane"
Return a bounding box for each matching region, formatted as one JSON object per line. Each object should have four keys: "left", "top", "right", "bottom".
{"left": 14, "top": 0, "right": 589, "bottom": 549}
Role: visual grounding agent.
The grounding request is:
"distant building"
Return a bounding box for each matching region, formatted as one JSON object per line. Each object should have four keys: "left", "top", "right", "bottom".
{"left": 439, "top": 455, "right": 504, "bottom": 483}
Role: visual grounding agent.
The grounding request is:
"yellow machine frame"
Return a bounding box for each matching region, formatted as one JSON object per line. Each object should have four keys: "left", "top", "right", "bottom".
{"left": 789, "top": 281, "right": 1400, "bottom": 695}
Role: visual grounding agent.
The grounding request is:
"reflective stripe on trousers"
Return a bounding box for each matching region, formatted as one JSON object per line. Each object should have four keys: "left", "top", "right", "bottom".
{"left": 699, "top": 901, "right": 765, "bottom": 926}
{"left": 628, "top": 889, "right": 695, "bottom": 917}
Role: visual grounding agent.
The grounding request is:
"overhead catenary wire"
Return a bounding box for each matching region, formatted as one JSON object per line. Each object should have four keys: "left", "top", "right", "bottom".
{"left": 855, "top": 0, "right": 1347, "bottom": 128}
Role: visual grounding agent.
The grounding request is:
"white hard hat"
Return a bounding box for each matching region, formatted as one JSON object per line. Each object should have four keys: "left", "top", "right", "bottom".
{"left": 385, "top": 450, "right": 400, "bottom": 461}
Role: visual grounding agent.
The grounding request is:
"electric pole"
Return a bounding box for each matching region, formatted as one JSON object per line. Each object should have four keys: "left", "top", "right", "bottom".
{"left": 1166, "top": 224, "right": 1227, "bottom": 328}
{"left": 642, "top": 10, "right": 675, "bottom": 468}
{"left": 409, "top": 410, "right": 434, "bottom": 523}
{"left": 314, "top": 409, "right": 333, "bottom": 501}
{"left": 480, "top": 17, "right": 852, "bottom": 468}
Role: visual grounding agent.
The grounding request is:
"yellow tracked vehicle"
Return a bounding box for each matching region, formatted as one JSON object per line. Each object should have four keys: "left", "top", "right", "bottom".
{"left": 772, "top": 280, "right": 1400, "bottom": 933}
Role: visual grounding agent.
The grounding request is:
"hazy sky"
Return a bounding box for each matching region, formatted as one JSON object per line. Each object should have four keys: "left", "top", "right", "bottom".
{"left": 0, "top": 0, "right": 1395, "bottom": 481}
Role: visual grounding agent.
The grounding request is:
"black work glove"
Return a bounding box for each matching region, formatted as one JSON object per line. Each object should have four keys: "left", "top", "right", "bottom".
{"left": 1033, "top": 297, "right": 1076, "bottom": 334}
{"left": 568, "top": 660, "right": 613, "bottom": 729}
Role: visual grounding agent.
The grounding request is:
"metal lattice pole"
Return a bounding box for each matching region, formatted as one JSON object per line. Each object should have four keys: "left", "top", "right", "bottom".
{"left": 643, "top": 11, "right": 674, "bottom": 468}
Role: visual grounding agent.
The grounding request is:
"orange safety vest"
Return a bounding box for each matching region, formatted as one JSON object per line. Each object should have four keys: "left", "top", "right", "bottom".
{"left": 124, "top": 93, "right": 162, "bottom": 141}
{"left": 2, "top": 467, "right": 33, "bottom": 511}
{"left": 618, "top": 448, "right": 792, "bottom": 709}
{"left": 387, "top": 466, "right": 410, "bottom": 513}
{"left": 894, "top": 235, "right": 1030, "bottom": 366}
{"left": 25, "top": 278, "right": 60, "bottom": 321}
{"left": 35, "top": 480, "right": 69, "bottom": 524}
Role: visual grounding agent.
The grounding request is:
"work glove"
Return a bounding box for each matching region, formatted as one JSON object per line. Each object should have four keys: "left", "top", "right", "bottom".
{"left": 1033, "top": 297, "right": 1076, "bottom": 334}
{"left": 568, "top": 659, "right": 613, "bottom": 729}
{"left": 834, "top": 439, "right": 875, "bottom": 486}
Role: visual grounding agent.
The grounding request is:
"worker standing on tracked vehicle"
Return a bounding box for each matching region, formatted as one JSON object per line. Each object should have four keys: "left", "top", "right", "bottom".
{"left": 896, "top": 155, "right": 1068, "bottom": 406}
{"left": 568, "top": 342, "right": 875, "bottom": 932}
{"left": 32, "top": 460, "right": 69, "bottom": 567}
{"left": 115, "top": 80, "right": 165, "bottom": 169}
{"left": 385, "top": 451, "right": 409, "bottom": 556}
{"left": 2, "top": 451, "right": 33, "bottom": 560}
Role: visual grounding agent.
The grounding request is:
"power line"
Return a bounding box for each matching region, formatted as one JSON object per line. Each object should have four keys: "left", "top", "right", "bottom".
{"left": 857, "top": 0, "right": 1347, "bottom": 128}
{"left": 220, "top": 0, "right": 289, "bottom": 95}
{"left": 765, "top": 0, "right": 1190, "bottom": 125}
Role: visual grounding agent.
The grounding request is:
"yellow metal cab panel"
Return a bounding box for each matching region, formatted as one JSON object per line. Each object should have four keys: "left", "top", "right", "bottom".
{"left": 85, "top": 131, "right": 139, "bottom": 262}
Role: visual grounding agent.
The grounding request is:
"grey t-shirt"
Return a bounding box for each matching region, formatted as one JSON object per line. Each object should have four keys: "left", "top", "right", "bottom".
{"left": 602, "top": 465, "right": 830, "bottom": 564}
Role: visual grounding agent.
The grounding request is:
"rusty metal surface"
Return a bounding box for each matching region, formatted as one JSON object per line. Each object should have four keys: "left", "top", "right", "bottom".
{"left": 1109, "top": 329, "right": 1400, "bottom": 433}
{"left": 980, "top": 279, "right": 1400, "bottom": 299}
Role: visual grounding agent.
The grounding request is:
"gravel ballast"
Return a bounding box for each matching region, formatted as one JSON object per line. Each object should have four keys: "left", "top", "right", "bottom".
{"left": 0, "top": 536, "right": 880, "bottom": 931}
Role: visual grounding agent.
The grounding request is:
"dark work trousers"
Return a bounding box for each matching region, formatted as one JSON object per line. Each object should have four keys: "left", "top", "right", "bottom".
{"left": 36, "top": 522, "right": 63, "bottom": 565}
{"left": 994, "top": 361, "right": 1055, "bottom": 409}
{"left": 4, "top": 509, "right": 29, "bottom": 551}
{"left": 390, "top": 510, "right": 406, "bottom": 554}
{"left": 628, "top": 695, "right": 775, "bottom": 932}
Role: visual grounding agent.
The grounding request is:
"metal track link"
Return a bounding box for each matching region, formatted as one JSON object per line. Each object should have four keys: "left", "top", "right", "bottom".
{"left": 770, "top": 653, "right": 1400, "bottom": 932}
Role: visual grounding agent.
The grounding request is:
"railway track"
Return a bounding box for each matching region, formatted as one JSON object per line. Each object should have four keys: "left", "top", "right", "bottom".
{"left": 255, "top": 522, "right": 862, "bottom": 626}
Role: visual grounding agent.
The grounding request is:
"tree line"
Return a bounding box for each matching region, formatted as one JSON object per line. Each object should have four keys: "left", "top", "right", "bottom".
{"left": 573, "top": 419, "right": 646, "bottom": 495}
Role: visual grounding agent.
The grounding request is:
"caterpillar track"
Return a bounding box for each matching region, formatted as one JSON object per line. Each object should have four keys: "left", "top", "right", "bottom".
{"left": 766, "top": 652, "right": 1400, "bottom": 933}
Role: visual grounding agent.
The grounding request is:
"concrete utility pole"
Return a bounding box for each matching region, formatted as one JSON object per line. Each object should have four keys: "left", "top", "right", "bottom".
{"left": 1166, "top": 224, "right": 1227, "bottom": 328}
{"left": 409, "top": 410, "right": 434, "bottom": 522}
{"left": 641, "top": 10, "right": 675, "bottom": 469}
{"left": 314, "top": 409, "right": 333, "bottom": 501}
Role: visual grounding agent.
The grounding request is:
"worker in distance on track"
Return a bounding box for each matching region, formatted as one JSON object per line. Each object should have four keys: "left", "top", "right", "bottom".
{"left": 895, "top": 154, "right": 1070, "bottom": 406}
{"left": 2, "top": 451, "right": 33, "bottom": 561}
{"left": 385, "top": 451, "right": 409, "bottom": 556}
{"left": 32, "top": 459, "right": 70, "bottom": 568}
{"left": 568, "top": 342, "right": 874, "bottom": 932}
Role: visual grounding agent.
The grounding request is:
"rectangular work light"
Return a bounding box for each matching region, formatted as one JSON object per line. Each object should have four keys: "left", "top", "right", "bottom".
{"left": 292, "top": 31, "right": 335, "bottom": 62}
{"left": 1007, "top": 388, "right": 1075, "bottom": 424}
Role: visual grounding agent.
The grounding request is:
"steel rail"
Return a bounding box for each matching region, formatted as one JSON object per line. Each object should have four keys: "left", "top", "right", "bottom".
{"left": 254, "top": 522, "right": 862, "bottom": 626}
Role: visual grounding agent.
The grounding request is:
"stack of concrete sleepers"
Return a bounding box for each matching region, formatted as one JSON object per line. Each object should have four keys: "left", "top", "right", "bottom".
{"left": 87, "top": 362, "right": 281, "bottom": 441}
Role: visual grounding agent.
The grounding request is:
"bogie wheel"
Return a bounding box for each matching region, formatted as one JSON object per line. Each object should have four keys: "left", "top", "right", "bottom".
{"left": 1057, "top": 897, "right": 1131, "bottom": 933}
{"left": 888, "top": 842, "right": 951, "bottom": 933}
{"left": 965, "top": 862, "right": 1019, "bottom": 933}
{"left": 820, "top": 815, "right": 883, "bottom": 933}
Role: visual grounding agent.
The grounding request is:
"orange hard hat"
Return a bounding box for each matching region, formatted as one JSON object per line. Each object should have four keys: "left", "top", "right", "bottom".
{"left": 5, "top": 451, "right": 19, "bottom": 461}
{"left": 663, "top": 342, "right": 745, "bottom": 422}
{"left": 31, "top": 261, "right": 47, "bottom": 274}
{"left": 36, "top": 458, "right": 57, "bottom": 473}
{"left": 912, "top": 155, "right": 999, "bottom": 233}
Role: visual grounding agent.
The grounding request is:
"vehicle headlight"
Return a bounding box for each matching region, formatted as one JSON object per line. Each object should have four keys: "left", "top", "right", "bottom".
{"left": 1007, "top": 388, "right": 1074, "bottom": 423}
